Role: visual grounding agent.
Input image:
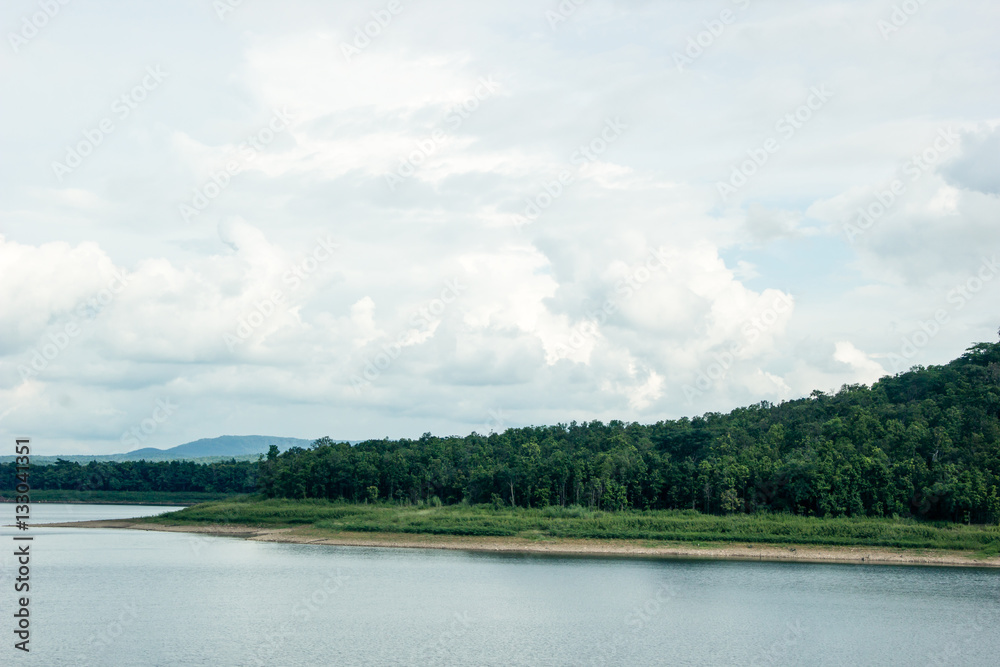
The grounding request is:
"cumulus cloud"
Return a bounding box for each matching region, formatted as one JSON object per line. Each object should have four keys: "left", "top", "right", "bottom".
{"left": 942, "top": 126, "right": 1000, "bottom": 196}
{"left": 833, "top": 341, "right": 886, "bottom": 384}
{"left": 1, "top": 0, "right": 998, "bottom": 452}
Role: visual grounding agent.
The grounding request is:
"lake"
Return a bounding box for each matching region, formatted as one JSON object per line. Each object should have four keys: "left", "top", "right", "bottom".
{"left": 1, "top": 504, "right": 998, "bottom": 666}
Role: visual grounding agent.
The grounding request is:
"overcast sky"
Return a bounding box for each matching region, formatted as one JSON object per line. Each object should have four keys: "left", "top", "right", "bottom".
{"left": 1, "top": 0, "right": 998, "bottom": 454}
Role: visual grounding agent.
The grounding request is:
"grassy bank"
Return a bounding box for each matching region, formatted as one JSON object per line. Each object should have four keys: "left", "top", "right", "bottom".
{"left": 0, "top": 490, "right": 237, "bottom": 505}
{"left": 148, "top": 498, "right": 1000, "bottom": 556}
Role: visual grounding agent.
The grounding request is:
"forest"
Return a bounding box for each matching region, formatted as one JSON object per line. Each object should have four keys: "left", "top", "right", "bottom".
{"left": 5, "top": 341, "right": 1000, "bottom": 526}
{"left": 0, "top": 458, "right": 257, "bottom": 495}
{"left": 255, "top": 341, "right": 1000, "bottom": 524}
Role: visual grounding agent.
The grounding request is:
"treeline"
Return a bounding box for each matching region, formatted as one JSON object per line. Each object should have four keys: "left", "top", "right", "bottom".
{"left": 0, "top": 459, "right": 257, "bottom": 495}
{"left": 6, "top": 342, "right": 999, "bottom": 525}
{"left": 258, "top": 341, "right": 1000, "bottom": 524}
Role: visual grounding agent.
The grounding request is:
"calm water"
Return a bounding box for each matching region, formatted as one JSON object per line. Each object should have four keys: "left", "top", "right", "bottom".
{"left": 1, "top": 504, "right": 998, "bottom": 666}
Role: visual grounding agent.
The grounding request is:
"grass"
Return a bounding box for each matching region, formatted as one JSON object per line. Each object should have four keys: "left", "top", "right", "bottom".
{"left": 0, "top": 489, "right": 237, "bottom": 505}
{"left": 146, "top": 497, "right": 1000, "bottom": 553}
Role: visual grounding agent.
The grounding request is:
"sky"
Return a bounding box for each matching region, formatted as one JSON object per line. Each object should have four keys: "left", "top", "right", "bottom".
{"left": 1, "top": 0, "right": 998, "bottom": 455}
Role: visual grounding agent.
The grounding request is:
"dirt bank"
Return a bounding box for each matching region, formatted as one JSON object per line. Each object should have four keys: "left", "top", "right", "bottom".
{"left": 39, "top": 519, "right": 1000, "bottom": 568}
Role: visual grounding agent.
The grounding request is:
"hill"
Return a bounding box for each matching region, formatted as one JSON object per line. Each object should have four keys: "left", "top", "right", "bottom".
{"left": 122, "top": 435, "right": 316, "bottom": 460}
{"left": 257, "top": 341, "right": 1000, "bottom": 525}
{"left": 0, "top": 435, "right": 320, "bottom": 464}
{"left": 5, "top": 341, "right": 999, "bottom": 527}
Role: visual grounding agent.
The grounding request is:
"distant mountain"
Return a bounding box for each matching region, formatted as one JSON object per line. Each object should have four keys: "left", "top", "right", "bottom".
{"left": 0, "top": 435, "right": 326, "bottom": 465}
{"left": 121, "top": 435, "right": 316, "bottom": 460}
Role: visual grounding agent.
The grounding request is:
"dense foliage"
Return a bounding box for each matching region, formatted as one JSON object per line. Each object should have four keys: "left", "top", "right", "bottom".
{"left": 258, "top": 342, "right": 1000, "bottom": 524}
{"left": 7, "top": 341, "right": 999, "bottom": 526}
{"left": 0, "top": 458, "right": 257, "bottom": 495}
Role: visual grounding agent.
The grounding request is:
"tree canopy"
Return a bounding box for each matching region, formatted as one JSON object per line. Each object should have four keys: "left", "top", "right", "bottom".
{"left": 256, "top": 341, "right": 1000, "bottom": 524}
{"left": 8, "top": 341, "right": 999, "bottom": 526}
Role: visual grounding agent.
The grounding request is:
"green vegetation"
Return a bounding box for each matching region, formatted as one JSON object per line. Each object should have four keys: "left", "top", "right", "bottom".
{"left": 7, "top": 341, "right": 1000, "bottom": 528}
{"left": 0, "top": 458, "right": 257, "bottom": 496}
{"left": 257, "top": 342, "right": 1000, "bottom": 524}
{"left": 0, "top": 454, "right": 267, "bottom": 466}
{"left": 0, "top": 489, "right": 235, "bottom": 505}
{"left": 150, "top": 497, "right": 1000, "bottom": 553}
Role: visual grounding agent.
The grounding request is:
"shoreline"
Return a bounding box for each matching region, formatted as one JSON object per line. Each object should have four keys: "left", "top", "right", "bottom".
{"left": 41, "top": 519, "right": 1000, "bottom": 568}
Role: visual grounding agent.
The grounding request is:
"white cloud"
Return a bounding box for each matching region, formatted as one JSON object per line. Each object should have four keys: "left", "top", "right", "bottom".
{"left": 943, "top": 125, "right": 1000, "bottom": 196}
{"left": 833, "top": 341, "right": 886, "bottom": 384}
{"left": 1, "top": 0, "right": 998, "bottom": 452}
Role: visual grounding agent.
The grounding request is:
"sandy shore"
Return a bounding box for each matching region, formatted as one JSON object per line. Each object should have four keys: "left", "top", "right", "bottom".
{"left": 39, "top": 519, "right": 1000, "bottom": 568}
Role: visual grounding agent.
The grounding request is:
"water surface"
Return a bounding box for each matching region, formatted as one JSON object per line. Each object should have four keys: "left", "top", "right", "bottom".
{"left": 1, "top": 504, "right": 997, "bottom": 666}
